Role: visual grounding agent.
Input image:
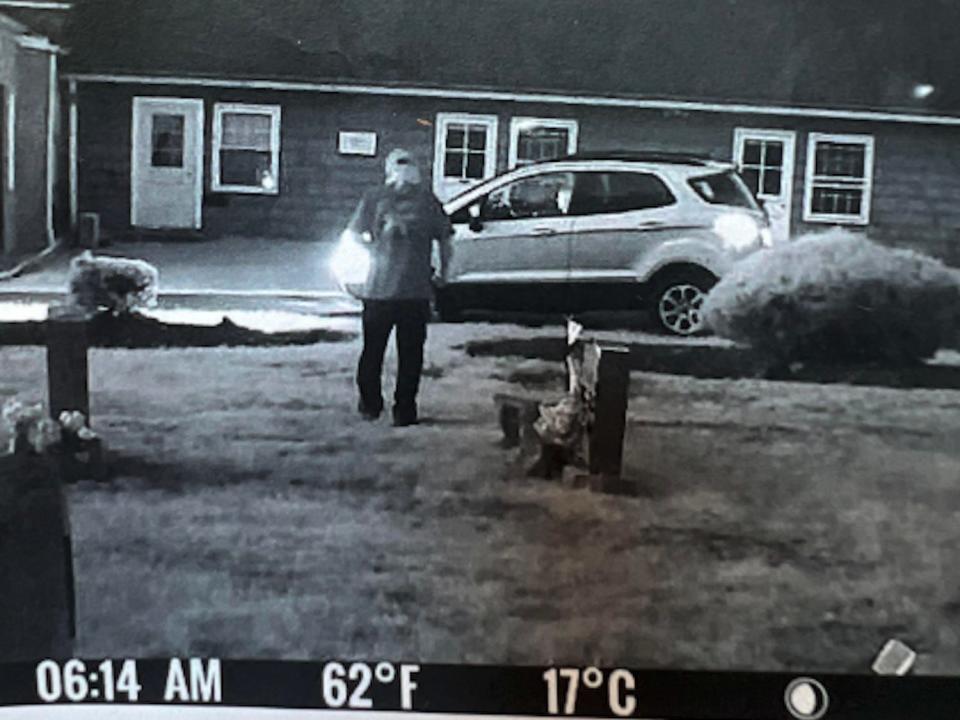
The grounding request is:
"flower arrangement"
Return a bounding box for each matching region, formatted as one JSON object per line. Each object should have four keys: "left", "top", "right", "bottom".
{"left": 2, "top": 399, "right": 98, "bottom": 456}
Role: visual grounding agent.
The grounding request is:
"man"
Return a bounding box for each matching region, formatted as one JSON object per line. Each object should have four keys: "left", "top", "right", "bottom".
{"left": 346, "top": 148, "right": 452, "bottom": 427}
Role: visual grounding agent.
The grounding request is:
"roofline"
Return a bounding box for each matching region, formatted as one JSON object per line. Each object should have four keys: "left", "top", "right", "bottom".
{"left": 0, "top": 9, "right": 28, "bottom": 34}
{"left": 63, "top": 72, "right": 960, "bottom": 127}
{"left": 0, "top": 1, "right": 72, "bottom": 9}
{"left": 17, "top": 34, "right": 61, "bottom": 52}
{"left": 0, "top": 8, "right": 62, "bottom": 52}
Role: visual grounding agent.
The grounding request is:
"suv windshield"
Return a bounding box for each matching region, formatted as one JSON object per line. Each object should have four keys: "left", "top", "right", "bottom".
{"left": 688, "top": 170, "right": 759, "bottom": 210}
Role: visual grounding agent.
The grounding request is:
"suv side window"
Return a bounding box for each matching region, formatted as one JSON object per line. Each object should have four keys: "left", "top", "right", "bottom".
{"left": 568, "top": 171, "right": 676, "bottom": 216}
{"left": 481, "top": 172, "right": 575, "bottom": 221}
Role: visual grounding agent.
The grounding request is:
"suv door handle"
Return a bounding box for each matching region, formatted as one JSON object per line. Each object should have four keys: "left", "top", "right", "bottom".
{"left": 636, "top": 220, "right": 665, "bottom": 229}
{"left": 531, "top": 226, "right": 557, "bottom": 236}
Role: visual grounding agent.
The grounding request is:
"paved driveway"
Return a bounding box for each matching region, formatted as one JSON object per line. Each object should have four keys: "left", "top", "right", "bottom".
{"left": 0, "top": 237, "right": 343, "bottom": 296}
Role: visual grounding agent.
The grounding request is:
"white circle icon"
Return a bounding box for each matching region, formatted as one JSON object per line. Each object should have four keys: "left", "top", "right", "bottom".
{"left": 784, "top": 677, "right": 829, "bottom": 719}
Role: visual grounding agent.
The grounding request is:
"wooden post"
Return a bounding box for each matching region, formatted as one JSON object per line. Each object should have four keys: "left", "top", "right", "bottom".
{"left": 46, "top": 307, "right": 90, "bottom": 423}
{"left": 0, "top": 452, "right": 75, "bottom": 659}
{"left": 584, "top": 345, "right": 633, "bottom": 494}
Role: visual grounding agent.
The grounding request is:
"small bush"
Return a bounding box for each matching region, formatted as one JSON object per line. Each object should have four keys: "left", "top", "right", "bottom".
{"left": 703, "top": 229, "right": 960, "bottom": 365}
{"left": 67, "top": 251, "right": 159, "bottom": 314}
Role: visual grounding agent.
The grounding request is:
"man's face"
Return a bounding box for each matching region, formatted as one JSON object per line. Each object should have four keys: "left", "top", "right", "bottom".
{"left": 386, "top": 153, "right": 422, "bottom": 189}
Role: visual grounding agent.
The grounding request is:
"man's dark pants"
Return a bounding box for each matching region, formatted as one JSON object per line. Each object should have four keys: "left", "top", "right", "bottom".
{"left": 357, "top": 299, "right": 431, "bottom": 419}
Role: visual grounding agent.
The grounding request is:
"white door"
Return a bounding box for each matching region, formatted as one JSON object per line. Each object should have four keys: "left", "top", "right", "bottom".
{"left": 733, "top": 128, "right": 796, "bottom": 244}
{"left": 131, "top": 97, "right": 204, "bottom": 229}
{"left": 433, "top": 113, "right": 498, "bottom": 202}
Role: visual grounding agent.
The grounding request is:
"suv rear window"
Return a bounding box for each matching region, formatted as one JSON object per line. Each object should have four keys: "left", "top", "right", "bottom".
{"left": 688, "top": 171, "right": 759, "bottom": 210}
{"left": 568, "top": 171, "right": 676, "bottom": 215}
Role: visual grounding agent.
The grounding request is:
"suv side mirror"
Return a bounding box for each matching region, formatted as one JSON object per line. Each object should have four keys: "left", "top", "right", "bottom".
{"left": 468, "top": 203, "right": 484, "bottom": 232}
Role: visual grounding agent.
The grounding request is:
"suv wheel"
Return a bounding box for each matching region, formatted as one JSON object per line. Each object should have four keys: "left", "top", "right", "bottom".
{"left": 648, "top": 269, "right": 717, "bottom": 336}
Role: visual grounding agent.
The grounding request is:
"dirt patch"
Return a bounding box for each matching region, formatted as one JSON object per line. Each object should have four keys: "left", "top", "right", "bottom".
{"left": 467, "top": 336, "right": 960, "bottom": 389}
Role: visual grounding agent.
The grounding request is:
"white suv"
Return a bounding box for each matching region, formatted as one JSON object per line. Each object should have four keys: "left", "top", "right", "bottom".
{"left": 434, "top": 152, "right": 772, "bottom": 334}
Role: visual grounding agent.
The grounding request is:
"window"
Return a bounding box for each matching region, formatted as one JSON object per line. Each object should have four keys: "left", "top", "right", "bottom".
{"left": 441, "top": 116, "right": 495, "bottom": 181}
{"left": 803, "top": 133, "right": 874, "bottom": 224}
{"left": 568, "top": 171, "right": 675, "bottom": 216}
{"left": 434, "top": 113, "right": 498, "bottom": 200}
{"left": 151, "top": 114, "right": 184, "bottom": 167}
{"left": 481, "top": 172, "right": 575, "bottom": 221}
{"left": 689, "top": 171, "right": 759, "bottom": 210}
{"left": 212, "top": 103, "right": 281, "bottom": 194}
{"left": 509, "top": 117, "right": 578, "bottom": 168}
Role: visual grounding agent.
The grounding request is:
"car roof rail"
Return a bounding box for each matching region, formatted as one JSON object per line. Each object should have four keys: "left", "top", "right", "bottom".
{"left": 552, "top": 150, "right": 724, "bottom": 166}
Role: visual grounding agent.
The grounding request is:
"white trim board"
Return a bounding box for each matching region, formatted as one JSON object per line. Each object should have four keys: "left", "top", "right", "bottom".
{"left": 68, "top": 79, "right": 77, "bottom": 228}
{"left": 0, "top": 1, "right": 72, "bottom": 9}
{"left": 6, "top": 88, "right": 14, "bottom": 192}
{"left": 16, "top": 35, "right": 61, "bottom": 53}
{"left": 45, "top": 51, "right": 55, "bottom": 244}
{"left": 65, "top": 72, "right": 960, "bottom": 127}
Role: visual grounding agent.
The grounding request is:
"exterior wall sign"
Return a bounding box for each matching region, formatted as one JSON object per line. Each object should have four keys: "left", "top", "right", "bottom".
{"left": 338, "top": 130, "right": 377, "bottom": 156}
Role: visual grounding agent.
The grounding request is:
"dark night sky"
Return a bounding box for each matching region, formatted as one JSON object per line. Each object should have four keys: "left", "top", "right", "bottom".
{"left": 55, "top": 0, "right": 960, "bottom": 113}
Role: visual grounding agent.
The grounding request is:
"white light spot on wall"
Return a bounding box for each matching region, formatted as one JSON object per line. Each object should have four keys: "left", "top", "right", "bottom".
{"left": 913, "top": 83, "right": 935, "bottom": 100}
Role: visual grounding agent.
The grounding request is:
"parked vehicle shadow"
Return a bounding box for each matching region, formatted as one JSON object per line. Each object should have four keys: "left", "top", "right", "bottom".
{"left": 439, "top": 309, "right": 659, "bottom": 332}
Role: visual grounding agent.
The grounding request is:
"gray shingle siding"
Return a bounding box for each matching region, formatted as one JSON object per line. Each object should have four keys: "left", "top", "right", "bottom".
{"left": 77, "top": 82, "right": 960, "bottom": 264}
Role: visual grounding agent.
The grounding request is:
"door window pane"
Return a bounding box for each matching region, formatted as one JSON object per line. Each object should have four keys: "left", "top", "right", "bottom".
{"left": 741, "top": 168, "right": 761, "bottom": 195}
{"left": 765, "top": 142, "right": 783, "bottom": 166}
{"left": 445, "top": 128, "right": 465, "bottom": 150}
{"left": 762, "top": 169, "right": 782, "bottom": 195}
{"left": 151, "top": 114, "right": 184, "bottom": 167}
{"left": 742, "top": 140, "right": 762, "bottom": 165}
{"left": 738, "top": 137, "right": 786, "bottom": 199}
{"left": 482, "top": 172, "right": 574, "bottom": 221}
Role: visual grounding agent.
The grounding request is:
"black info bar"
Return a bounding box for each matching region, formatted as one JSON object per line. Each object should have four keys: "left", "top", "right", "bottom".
{"left": 0, "top": 659, "right": 955, "bottom": 719}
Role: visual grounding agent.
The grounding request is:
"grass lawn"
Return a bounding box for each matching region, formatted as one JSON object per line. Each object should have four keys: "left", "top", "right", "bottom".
{"left": 2, "top": 322, "right": 960, "bottom": 673}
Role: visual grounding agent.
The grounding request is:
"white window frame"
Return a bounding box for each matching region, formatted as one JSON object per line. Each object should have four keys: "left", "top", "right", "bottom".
{"left": 211, "top": 102, "right": 281, "bottom": 195}
{"left": 803, "top": 132, "right": 875, "bottom": 225}
{"left": 508, "top": 116, "right": 579, "bottom": 169}
{"left": 433, "top": 112, "right": 498, "bottom": 197}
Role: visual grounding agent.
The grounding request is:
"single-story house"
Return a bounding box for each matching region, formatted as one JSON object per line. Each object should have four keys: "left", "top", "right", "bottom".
{"left": 60, "top": 0, "right": 960, "bottom": 263}
{"left": 0, "top": 4, "right": 63, "bottom": 258}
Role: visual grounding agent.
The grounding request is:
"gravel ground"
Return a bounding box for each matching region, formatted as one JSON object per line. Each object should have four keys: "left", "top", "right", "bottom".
{"left": 2, "top": 321, "right": 959, "bottom": 673}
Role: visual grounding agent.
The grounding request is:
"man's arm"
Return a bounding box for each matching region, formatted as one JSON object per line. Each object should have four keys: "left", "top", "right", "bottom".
{"left": 346, "top": 189, "right": 376, "bottom": 243}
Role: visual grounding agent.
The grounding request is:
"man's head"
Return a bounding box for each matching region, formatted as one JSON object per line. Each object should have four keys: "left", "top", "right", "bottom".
{"left": 385, "top": 148, "right": 422, "bottom": 190}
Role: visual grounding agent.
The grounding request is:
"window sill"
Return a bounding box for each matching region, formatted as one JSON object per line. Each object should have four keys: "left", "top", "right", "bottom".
{"left": 210, "top": 185, "right": 280, "bottom": 196}
{"left": 802, "top": 213, "right": 869, "bottom": 226}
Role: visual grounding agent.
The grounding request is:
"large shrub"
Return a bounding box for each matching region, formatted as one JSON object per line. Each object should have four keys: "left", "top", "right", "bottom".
{"left": 703, "top": 229, "right": 960, "bottom": 365}
{"left": 66, "top": 251, "right": 159, "bottom": 314}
